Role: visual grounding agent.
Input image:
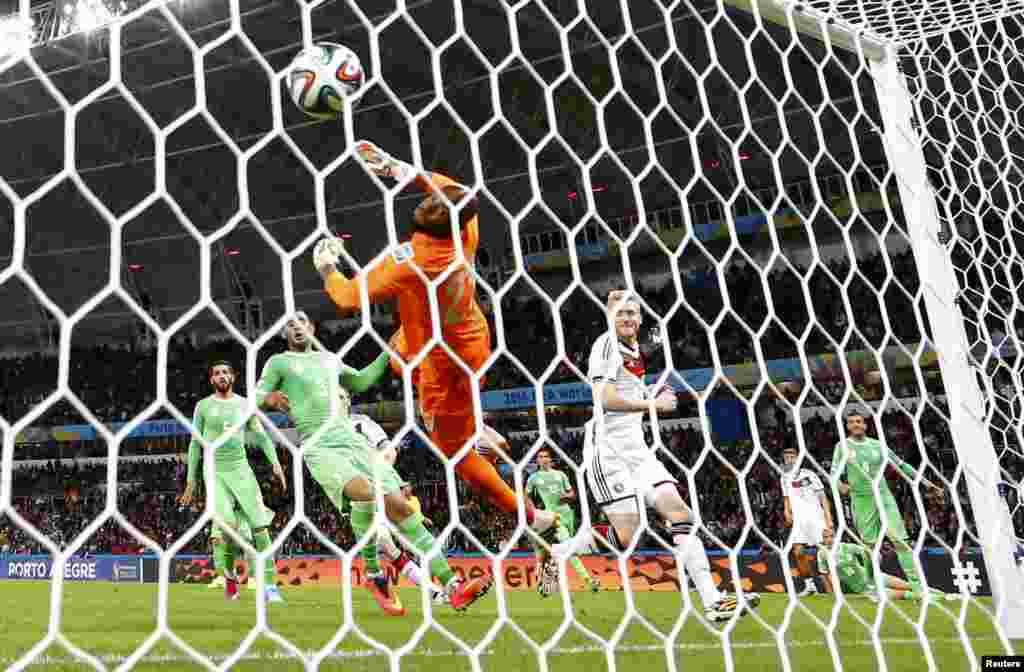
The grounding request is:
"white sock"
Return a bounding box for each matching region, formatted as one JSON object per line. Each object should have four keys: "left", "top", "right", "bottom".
{"left": 401, "top": 559, "right": 426, "bottom": 587}
{"left": 671, "top": 522, "right": 721, "bottom": 609}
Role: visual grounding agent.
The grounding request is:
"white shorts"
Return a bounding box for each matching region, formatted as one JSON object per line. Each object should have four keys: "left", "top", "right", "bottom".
{"left": 790, "top": 515, "right": 825, "bottom": 546}
{"left": 584, "top": 421, "right": 676, "bottom": 509}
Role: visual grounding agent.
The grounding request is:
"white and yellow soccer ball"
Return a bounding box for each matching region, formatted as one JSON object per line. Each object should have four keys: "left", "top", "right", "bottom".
{"left": 286, "top": 42, "right": 364, "bottom": 120}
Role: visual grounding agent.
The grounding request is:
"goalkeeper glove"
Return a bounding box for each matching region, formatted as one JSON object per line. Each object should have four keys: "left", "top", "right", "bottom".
{"left": 313, "top": 236, "right": 345, "bottom": 274}
{"left": 354, "top": 139, "right": 414, "bottom": 182}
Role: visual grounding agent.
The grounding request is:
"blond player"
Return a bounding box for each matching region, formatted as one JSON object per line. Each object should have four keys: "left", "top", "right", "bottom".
{"left": 580, "top": 290, "right": 758, "bottom": 622}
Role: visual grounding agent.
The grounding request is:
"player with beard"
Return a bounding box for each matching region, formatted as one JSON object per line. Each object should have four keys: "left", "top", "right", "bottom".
{"left": 256, "top": 312, "right": 491, "bottom": 615}
{"left": 182, "top": 360, "right": 286, "bottom": 602}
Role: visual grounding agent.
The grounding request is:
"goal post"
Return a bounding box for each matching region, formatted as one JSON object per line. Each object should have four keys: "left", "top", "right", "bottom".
{"left": 870, "top": 49, "right": 1024, "bottom": 639}
{"left": 721, "top": 0, "right": 1024, "bottom": 639}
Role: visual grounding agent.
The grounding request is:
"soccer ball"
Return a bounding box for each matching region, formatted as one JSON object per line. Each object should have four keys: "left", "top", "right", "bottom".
{"left": 286, "top": 42, "right": 364, "bottom": 120}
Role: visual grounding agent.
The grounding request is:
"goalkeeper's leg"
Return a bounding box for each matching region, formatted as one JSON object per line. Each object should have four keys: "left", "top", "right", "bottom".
{"left": 431, "top": 412, "right": 558, "bottom": 541}
{"left": 420, "top": 366, "right": 557, "bottom": 541}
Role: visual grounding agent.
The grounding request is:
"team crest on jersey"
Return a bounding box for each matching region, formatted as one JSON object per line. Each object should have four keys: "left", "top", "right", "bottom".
{"left": 392, "top": 242, "right": 414, "bottom": 264}
{"left": 622, "top": 354, "right": 645, "bottom": 379}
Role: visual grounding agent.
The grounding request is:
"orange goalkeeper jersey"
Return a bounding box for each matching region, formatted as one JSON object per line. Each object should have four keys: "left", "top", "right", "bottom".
{"left": 324, "top": 172, "right": 490, "bottom": 370}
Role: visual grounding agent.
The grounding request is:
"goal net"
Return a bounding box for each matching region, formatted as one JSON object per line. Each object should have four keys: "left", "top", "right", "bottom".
{"left": 1, "top": 0, "right": 1023, "bottom": 669}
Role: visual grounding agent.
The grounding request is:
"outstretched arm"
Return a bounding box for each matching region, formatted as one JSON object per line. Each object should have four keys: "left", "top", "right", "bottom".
{"left": 354, "top": 140, "right": 466, "bottom": 195}
{"left": 341, "top": 352, "right": 391, "bottom": 393}
{"left": 321, "top": 253, "right": 407, "bottom": 312}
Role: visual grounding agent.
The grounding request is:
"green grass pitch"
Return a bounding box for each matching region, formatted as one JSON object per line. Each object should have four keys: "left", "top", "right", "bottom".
{"left": 0, "top": 581, "right": 1013, "bottom": 671}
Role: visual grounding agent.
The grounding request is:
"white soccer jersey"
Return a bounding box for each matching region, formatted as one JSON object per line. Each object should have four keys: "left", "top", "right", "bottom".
{"left": 350, "top": 414, "right": 389, "bottom": 450}
{"left": 781, "top": 468, "right": 826, "bottom": 522}
{"left": 587, "top": 332, "right": 647, "bottom": 439}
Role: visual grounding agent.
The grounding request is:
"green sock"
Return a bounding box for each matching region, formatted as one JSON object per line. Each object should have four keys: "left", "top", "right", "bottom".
{"left": 252, "top": 530, "right": 275, "bottom": 586}
{"left": 570, "top": 556, "right": 591, "bottom": 581}
{"left": 895, "top": 548, "right": 922, "bottom": 589}
{"left": 213, "top": 542, "right": 231, "bottom": 578}
{"left": 226, "top": 542, "right": 238, "bottom": 578}
{"left": 350, "top": 502, "right": 381, "bottom": 575}
{"left": 396, "top": 511, "right": 455, "bottom": 586}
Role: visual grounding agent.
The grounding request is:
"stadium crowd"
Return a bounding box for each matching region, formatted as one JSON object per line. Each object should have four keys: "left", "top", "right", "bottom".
{"left": 1, "top": 246, "right": 1021, "bottom": 559}
{"left": 2, "top": 401, "right": 1000, "bottom": 558}
{"left": 0, "top": 249, "right": 938, "bottom": 427}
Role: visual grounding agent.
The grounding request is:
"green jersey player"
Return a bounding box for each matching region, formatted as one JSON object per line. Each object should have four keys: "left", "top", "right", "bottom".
{"left": 182, "top": 360, "right": 287, "bottom": 602}
{"left": 255, "top": 312, "right": 491, "bottom": 615}
{"left": 830, "top": 409, "right": 942, "bottom": 594}
{"left": 818, "top": 540, "right": 909, "bottom": 600}
{"left": 819, "top": 529, "right": 957, "bottom": 602}
{"left": 526, "top": 447, "right": 598, "bottom": 594}
{"left": 207, "top": 505, "right": 275, "bottom": 592}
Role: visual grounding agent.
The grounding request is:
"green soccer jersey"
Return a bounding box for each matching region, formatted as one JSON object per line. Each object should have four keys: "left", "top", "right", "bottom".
{"left": 254, "top": 350, "right": 390, "bottom": 441}
{"left": 819, "top": 542, "right": 874, "bottom": 594}
{"left": 187, "top": 394, "right": 277, "bottom": 483}
{"left": 527, "top": 469, "right": 573, "bottom": 519}
{"left": 254, "top": 351, "right": 355, "bottom": 439}
{"left": 830, "top": 436, "right": 916, "bottom": 495}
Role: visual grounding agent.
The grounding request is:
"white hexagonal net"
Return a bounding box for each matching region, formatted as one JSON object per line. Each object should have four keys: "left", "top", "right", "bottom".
{"left": 2, "top": 0, "right": 1024, "bottom": 670}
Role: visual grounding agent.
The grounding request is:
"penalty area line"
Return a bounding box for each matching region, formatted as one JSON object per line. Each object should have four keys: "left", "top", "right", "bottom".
{"left": 5, "top": 636, "right": 999, "bottom": 667}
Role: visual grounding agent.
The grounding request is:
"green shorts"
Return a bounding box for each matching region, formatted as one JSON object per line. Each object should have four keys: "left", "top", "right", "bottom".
{"left": 303, "top": 428, "right": 403, "bottom": 513}
{"left": 851, "top": 488, "right": 908, "bottom": 545}
{"left": 210, "top": 466, "right": 273, "bottom": 540}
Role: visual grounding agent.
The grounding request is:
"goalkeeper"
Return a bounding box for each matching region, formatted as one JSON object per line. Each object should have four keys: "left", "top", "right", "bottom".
{"left": 313, "top": 141, "right": 559, "bottom": 548}
{"left": 256, "top": 312, "right": 491, "bottom": 616}
{"left": 830, "top": 408, "right": 942, "bottom": 594}
{"left": 182, "top": 360, "right": 287, "bottom": 603}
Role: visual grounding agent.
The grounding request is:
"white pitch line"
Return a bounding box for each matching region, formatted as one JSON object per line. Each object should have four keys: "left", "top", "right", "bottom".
{"left": 4, "top": 636, "right": 1000, "bottom": 667}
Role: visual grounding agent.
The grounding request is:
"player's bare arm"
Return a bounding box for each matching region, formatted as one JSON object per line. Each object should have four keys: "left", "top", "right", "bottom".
{"left": 820, "top": 492, "right": 834, "bottom": 535}
{"left": 783, "top": 496, "right": 793, "bottom": 527}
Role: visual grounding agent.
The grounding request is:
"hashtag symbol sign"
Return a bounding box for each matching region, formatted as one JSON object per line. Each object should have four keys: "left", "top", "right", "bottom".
{"left": 951, "top": 561, "right": 983, "bottom": 594}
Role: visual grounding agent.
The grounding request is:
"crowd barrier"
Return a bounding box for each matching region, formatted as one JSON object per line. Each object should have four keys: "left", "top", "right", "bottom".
{"left": 0, "top": 549, "right": 994, "bottom": 596}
